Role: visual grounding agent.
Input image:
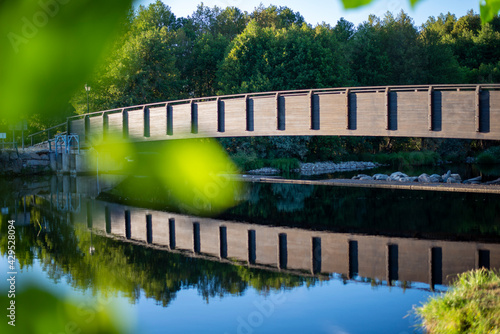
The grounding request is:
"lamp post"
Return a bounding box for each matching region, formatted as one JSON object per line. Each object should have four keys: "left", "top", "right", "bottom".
{"left": 85, "top": 84, "right": 91, "bottom": 113}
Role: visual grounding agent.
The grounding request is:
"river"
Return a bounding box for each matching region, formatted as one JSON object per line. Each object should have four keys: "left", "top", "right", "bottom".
{"left": 1, "top": 174, "right": 499, "bottom": 333}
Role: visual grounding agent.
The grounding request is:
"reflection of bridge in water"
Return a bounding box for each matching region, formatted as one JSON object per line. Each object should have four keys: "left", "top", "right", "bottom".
{"left": 24, "top": 175, "right": 499, "bottom": 290}
{"left": 74, "top": 199, "right": 498, "bottom": 290}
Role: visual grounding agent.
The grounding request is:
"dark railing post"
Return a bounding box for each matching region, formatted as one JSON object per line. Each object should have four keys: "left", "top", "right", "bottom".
{"left": 475, "top": 85, "right": 481, "bottom": 132}
{"left": 143, "top": 107, "right": 150, "bottom": 138}
{"left": 277, "top": 93, "right": 285, "bottom": 131}
{"left": 312, "top": 237, "right": 321, "bottom": 274}
{"left": 345, "top": 88, "right": 351, "bottom": 130}
{"left": 217, "top": 97, "right": 225, "bottom": 133}
{"left": 310, "top": 91, "right": 320, "bottom": 130}
{"left": 385, "top": 87, "right": 390, "bottom": 130}
{"left": 428, "top": 86, "right": 433, "bottom": 131}
{"left": 219, "top": 225, "right": 227, "bottom": 259}
{"left": 122, "top": 109, "right": 129, "bottom": 139}
{"left": 191, "top": 101, "right": 198, "bottom": 134}
{"left": 103, "top": 113, "right": 109, "bottom": 140}
{"left": 246, "top": 95, "right": 254, "bottom": 131}
{"left": 84, "top": 115, "right": 90, "bottom": 139}
{"left": 146, "top": 214, "right": 152, "bottom": 244}
{"left": 193, "top": 222, "right": 200, "bottom": 254}
{"left": 278, "top": 233, "right": 287, "bottom": 269}
{"left": 166, "top": 103, "right": 173, "bottom": 135}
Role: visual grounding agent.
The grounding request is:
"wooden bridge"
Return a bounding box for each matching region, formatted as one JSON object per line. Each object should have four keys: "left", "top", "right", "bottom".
{"left": 66, "top": 84, "right": 500, "bottom": 146}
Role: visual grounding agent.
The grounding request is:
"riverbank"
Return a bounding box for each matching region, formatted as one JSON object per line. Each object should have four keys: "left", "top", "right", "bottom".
{"left": 417, "top": 269, "right": 500, "bottom": 334}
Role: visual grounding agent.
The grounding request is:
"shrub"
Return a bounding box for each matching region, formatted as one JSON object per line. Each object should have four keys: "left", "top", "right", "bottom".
{"left": 477, "top": 146, "right": 500, "bottom": 164}
{"left": 417, "top": 269, "right": 500, "bottom": 334}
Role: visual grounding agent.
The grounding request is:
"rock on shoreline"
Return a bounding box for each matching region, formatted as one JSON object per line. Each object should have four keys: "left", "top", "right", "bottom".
{"left": 352, "top": 170, "right": 492, "bottom": 185}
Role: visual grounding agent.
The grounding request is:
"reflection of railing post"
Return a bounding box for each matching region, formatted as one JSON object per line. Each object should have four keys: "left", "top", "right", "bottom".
{"left": 193, "top": 222, "right": 200, "bottom": 254}
{"left": 219, "top": 226, "right": 227, "bottom": 259}
{"left": 477, "top": 249, "right": 490, "bottom": 269}
{"left": 146, "top": 214, "right": 152, "bottom": 244}
{"left": 105, "top": 206, "right": 111, "bottom": 234}
{"left": 278, "top": 233, "right": 287, "bottom": 270}
{"left": 168, "top": 218, "right": 176, "bottom": 249}
{"left": 348, "top": 240, "right": 358, "bottom": 279}
{"left": 248, "top": 229, "right": 256, "bottom": 265}
{"left": 125, "top": 210, "right": 131, "bottom": 240}
{"left": 429, "top": 247, "right": 442, "bottom": 290}
{"left": 386, "top": 244, "right": 398, "bottom": 285}
{"left": 86, "top": 201, "right": 92, "bottom": 229}
{"left": 312, "top": 237, "right": 321, "bottom": 274}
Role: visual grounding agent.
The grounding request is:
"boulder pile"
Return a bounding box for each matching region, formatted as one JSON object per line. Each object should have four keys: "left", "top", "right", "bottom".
{"left": 352, "top": 170, "right": 492, "bottom": 185}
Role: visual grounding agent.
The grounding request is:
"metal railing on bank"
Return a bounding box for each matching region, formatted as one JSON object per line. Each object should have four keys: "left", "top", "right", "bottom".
{"left": 27, "top": 122, "right": 67, "bottom": 152}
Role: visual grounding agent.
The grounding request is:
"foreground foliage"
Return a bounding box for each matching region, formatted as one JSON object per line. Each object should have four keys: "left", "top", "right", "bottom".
{"left": 417, "top": 269, "right": 500, "bottom": 334}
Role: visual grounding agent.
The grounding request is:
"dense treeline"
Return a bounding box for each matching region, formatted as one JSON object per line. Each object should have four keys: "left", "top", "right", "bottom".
{"left": 69, "top": 2, "right": 500, "bottom": 162}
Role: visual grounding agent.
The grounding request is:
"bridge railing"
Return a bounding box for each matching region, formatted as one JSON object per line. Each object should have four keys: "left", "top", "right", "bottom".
{"left": 27, "top": 122, "right": 67, "bottom": 151}
{"left": 29, "top": 84, "right": 500, "bottom": 148}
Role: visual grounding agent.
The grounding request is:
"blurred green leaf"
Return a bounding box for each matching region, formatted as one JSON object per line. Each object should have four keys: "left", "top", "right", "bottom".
{"left": 480, "top": 0, "right": 500, "bottom": 23}
{"left": 0, "top": 0, "right": 134, "bottom": 124}
{"left": 341, "top": 0, "right": 374, "bottom": 9}
{"left": 0, "top": 285, "right": 126, "bottom": 334}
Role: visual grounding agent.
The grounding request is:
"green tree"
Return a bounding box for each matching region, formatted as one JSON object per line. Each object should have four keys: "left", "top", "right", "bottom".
{"left": 217, "top": 20, "right": 348, "bottom": 94}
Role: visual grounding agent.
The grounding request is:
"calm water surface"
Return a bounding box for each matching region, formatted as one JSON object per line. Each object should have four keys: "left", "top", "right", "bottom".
{"left": 1, "top": 175, "right": 499, "bottom": 334}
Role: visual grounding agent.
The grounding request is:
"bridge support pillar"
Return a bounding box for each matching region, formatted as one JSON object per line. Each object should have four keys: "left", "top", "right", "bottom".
{"left": 49, "top": 152, "right": 57, "bottom": 171}
{"left": 75, "top": 151, "right": 92, "bottom": 174}
{"left": 62, "top": 153, "right": 70, "bottom": 174}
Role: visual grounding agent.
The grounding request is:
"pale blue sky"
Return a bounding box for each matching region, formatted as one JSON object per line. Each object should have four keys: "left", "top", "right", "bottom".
{"left": 135, "top": 0, "right": 478, "bottom": 27}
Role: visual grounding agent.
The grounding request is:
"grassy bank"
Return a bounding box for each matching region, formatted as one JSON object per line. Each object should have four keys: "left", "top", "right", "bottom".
{"left": 417, "top": 269, "right": 500, "bottom": 333}
{"left": 358, "top": 151, "right": 441, "bottom": 168}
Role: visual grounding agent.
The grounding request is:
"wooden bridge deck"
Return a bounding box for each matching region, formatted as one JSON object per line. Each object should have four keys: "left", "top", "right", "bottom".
{"left": 67, "top": 84, "right": 500, "bottom": 146}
